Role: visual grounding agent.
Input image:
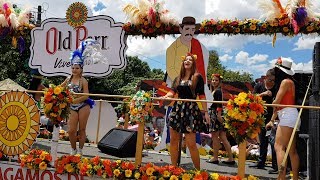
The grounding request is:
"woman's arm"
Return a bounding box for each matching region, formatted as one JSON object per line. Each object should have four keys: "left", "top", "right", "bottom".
{"left": 72, "top": 78, "right": 89, "bottom": 104}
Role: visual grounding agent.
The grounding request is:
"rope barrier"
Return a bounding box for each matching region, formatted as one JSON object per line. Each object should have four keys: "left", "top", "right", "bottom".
{"left": 1, "top": 89, "right": 320, "bottom": 109}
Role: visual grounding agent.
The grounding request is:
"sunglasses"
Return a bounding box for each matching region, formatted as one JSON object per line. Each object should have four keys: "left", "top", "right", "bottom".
{"left": 266, "top": 79, "right": 275, "bottom": 82}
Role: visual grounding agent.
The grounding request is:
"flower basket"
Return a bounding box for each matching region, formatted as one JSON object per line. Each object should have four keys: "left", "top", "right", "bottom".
{"left": 42, "top": 84, "right": 73, "bottom": 127}
{"left": 19, "top": 149, "right": 52, "bottom": 170}
{"left": 224, "top": 92, "right": 266, "bottom": 145}
{"left": 129, "top": 90, "right": 153, "bottom": 123}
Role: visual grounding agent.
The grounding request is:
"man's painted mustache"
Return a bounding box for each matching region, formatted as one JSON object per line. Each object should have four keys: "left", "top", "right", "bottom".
{"left": 185, "top": 34, "right": 193, "bottom": 36}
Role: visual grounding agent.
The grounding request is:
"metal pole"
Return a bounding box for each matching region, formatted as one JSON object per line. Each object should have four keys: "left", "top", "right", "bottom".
{"left": 36, "top": 5, "right": 42, "bottom": 25}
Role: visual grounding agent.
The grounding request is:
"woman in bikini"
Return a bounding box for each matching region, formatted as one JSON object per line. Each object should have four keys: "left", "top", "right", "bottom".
{"left": 61, "top": 39, "right": 99, "bottom": 155}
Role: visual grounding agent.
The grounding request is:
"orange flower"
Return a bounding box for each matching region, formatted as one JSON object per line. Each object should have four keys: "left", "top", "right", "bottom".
{"left": 34, "top": 158, "right": 42, "bottom": 164}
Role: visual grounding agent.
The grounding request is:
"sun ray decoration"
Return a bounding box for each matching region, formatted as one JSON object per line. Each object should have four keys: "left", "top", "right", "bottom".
{"left": 0, "top": 91, "right": 40, "bottom": 156}
{"left": 66, "top": 2, "right": 88, "bottom": 28}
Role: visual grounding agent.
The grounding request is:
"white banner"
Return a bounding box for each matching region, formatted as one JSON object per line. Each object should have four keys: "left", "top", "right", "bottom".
{"left": 0, "top": 162, "right": 87, "bottom": 180}
{"left": 29, "top": 15, "right": 127, "bottom": 77}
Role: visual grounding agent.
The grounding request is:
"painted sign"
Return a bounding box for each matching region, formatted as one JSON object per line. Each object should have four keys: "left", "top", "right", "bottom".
{"left": 29, "top": 15, "right": 127, "bottom": 77}
{"left": 0, "top": 162, "right": 86, "bottom": 180}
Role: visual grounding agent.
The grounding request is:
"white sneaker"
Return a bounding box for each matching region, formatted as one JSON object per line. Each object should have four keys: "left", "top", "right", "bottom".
{"left": 70, "top": 148, "right": 77, "bottom": 155}
{"left": 78, "top": 148, "right": 83, "bottom": 155}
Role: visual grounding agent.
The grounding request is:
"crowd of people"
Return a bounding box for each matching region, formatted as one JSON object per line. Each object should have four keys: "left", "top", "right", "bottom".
{"left": 30, "top": 16, "right": 302, "bottom": 180}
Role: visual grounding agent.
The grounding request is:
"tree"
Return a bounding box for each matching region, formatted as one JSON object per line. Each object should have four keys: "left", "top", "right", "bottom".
{"left": 206, "top": 50, "right": 253, "bottom": 82}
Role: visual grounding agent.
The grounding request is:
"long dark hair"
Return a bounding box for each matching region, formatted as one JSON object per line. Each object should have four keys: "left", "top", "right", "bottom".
{"left": 274, "top": 67, "right": 293, "bottom": 94}
{"left": 174, "top": 55, "right": 198, "bottom": 91}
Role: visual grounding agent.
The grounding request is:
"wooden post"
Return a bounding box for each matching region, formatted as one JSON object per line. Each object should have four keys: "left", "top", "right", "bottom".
{"left": 95, "top": 100, "right": 102, "bottom": 144}
{"left": 135, "top": 122, "right": 145, "bottom": 167}
{"left": 238, "top": 141, "right": 246, "bottom": 178}
{"left": 124, "top": 113, "right": 129, "bottom": 129}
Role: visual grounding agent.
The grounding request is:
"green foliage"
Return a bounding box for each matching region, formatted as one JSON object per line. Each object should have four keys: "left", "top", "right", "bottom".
{"left": 206, "top": 50, "right": 253, "bottom": 83}
{"left": 0, "top": 30, "right": 32, "bottom": 87}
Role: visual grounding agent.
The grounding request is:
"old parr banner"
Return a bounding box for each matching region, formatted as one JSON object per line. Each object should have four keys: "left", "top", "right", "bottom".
{"left": 29, "top": 15, "right": 127, "bottom": 77}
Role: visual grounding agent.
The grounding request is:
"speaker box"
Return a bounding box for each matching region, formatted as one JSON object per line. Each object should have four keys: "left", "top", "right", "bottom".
{"left": 313, "top": 42, "right": 320, "bottom": 93}
{"left": 98, "top": 128, "right": 137, "bottom": 158}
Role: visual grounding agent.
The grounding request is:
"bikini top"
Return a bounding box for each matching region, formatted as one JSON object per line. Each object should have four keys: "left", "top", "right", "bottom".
{"left": 67, "top": 77, "right": 83, "bottom": 93}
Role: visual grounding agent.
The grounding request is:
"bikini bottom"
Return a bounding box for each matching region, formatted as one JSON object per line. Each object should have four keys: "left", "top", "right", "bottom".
{"left": 70, "top": 103, "right": 88, "bottom": 112}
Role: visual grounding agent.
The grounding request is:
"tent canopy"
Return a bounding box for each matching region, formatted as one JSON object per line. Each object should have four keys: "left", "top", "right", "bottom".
{"left": 0, "top": 78, "right": 26, "bottom": 95}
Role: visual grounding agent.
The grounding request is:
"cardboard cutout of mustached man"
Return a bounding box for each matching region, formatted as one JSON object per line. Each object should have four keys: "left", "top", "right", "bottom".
{"left": 155, "top": 16, "right": 212, "bottom": 152}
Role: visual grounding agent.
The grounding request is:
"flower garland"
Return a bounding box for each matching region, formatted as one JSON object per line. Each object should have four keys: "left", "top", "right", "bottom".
{"left": 19, "top": 149, "right": 52, "bottom": 170}
{"left": 54, "top": 156, "right": 257, "bottom": 179}
{"left": 122, "top": 0, "right": 179, "bottom": 38}
{"left": 224, "top": 92, "right": 265, "bottom": 144}
{"left": 129, "top": 90, "right": 153, "bottom": 123}
{"left": 42, "top": 84, "right": 73, "bottom": 126}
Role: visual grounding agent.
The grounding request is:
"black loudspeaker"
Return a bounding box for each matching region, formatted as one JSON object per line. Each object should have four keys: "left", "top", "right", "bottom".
{"left": 98, "top": 128, "right": 137, "bottom": 158}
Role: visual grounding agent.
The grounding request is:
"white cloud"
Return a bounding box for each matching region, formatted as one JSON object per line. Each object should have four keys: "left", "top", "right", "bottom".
{"left": 293, "top": 35, "right": 320, "bottom": 51}
{"left": 235, "top": 51, "right": 268, "bottom": 65}
{"left": 219, "top": 54, "right": 233, "bottom": 62}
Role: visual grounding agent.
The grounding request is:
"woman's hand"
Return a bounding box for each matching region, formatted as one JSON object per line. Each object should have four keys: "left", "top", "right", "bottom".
{"left": 266, "top": 121, "right": 273, "bottom": 130}
{"left": 204, "top": 112, "right": 210, "bottom": 125}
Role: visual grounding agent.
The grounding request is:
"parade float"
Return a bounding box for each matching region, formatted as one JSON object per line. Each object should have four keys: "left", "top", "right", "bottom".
{"left": 1, "top": 0, "right": 320, "bottom": 179}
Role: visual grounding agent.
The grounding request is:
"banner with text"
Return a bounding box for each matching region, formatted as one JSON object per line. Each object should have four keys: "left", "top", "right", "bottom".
{"left": 0, "top": 162, "right": 88, "bottom": 180}
{"left": 29, "top": 15, "right": 127, "bottom": 77}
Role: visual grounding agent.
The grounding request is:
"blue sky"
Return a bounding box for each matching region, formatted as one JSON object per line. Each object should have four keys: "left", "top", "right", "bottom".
{"left": 12, "top": 0, "right": 319, "bottom": 79}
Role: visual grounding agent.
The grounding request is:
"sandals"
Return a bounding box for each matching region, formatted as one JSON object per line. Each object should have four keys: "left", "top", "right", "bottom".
{"left": 221, "top": 160, "right": 236, "bottom": 165}
{"left": 206, "top": 159, "right": 219, "bottom": 164}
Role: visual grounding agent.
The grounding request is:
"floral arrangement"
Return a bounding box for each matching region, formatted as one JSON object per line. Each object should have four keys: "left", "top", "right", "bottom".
{"left": 42, "top": 84, "right": 73, "bottom": 126}
{"left": 55, "top": 156, "right": 256, "bottom": 179}
{"left": 224, "top": 92, "right": 265, "bottom": 144}
{"left": 19, "top": 149, "right": 52, "bottom": 170}
{"left": 122, "top": 0, "right": 320, "bottom": 38}
{"left": 129, "top": 90, "right": 153, "bottom": 123}
{"left": 122, "top": 0, "right": 179, "bottom": 38}
{"left": 0, "top": 1, "right": 35, "bottom": 53}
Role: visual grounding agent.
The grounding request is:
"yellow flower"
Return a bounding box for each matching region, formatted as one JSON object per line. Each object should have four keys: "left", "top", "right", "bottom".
{"left": 235, "top": 28, "right": 240, "bottom": 33}
{"left": 116, "top": 160, "right": 122, "bottom": 164}
{"left": 45, "top": 103, "right": 53, "bottom": 111}
{"left": 65, "top": 164, "right": 74, "bottom": 173}
{"left": 59, "top": 103, "right": 67, "bottom": 109}
{"left": 50, "top": 113, "right": 57, "bottom": 117}
{"left": 238, "top": 92, "right": 247, "bottom": 99}
{"left": 113, "top": 169, "right": 121, "bottom": 177}
{"left": 163, "top": 170, "right": 170, "bottom": 178}
{"left": 249, "top": 111, "right": 257, "bottom": 120}
{"left": 248, "top": 175, "right": 257, "bottom": 180}
{"left": 210, "top": 173, "right": 219, "bottom": 180}
{"left": 39, "top": 162, "right": 47, "bottom": 170}
{"left": 134, "top": 172, "right": 140, "bottom": 179}
{"left": 125, "top": 170, "right": 132, "bottom": 177}
{"left": 150, "top": 176, "right": 157, "bottom": 180}
{"left": 158, "top": 178, "right": 165, "bottom": 180}
{"left": 156, "top": 22, "right": 161, "bottom": 28}
{"left": 146, "top": 167, "right": 154, "bottom": 176}
{"left": 27, "top": 163, "right": 33, "bottom": 169}
{"left": 54, "top": 86, "right": 62, "bottom": 95}
{"left": 250, "top": 24, "right": 256, "bottom": 31}
{"left": 40, "top": 153, "right": 46, "bottom": 160}
{"left": 144, "top": 93, "right": 151, "bottom": 98}
{"left": 170, "top": 175, "right": 179, "bottom": 180}
{"left": 282, "top": 27, "right": 289, "bottom": 33}
{"left": 182, "top": 173, "right": 191, "bottom": 180}
{"left": 82, "top": 158, "right": 89, "bottom": 164}
{"left": 307, "top": 26, "right": 314, "bottom": 32}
